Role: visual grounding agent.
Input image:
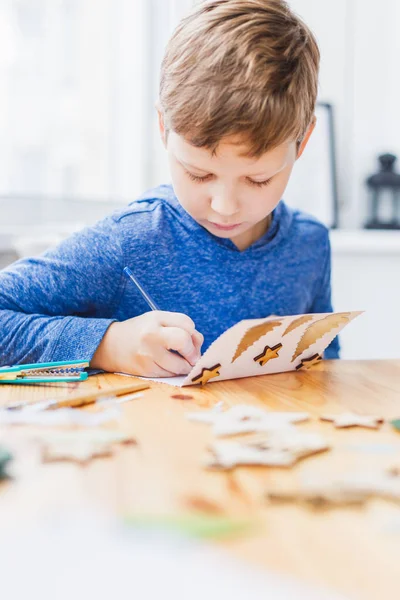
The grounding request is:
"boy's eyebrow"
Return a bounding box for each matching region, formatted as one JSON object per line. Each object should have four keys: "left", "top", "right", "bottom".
{"left": 179, "top": 159, "right": 210, "bottom": 173}
{"left": 250, "top": 162, "right": 288, "bottom": 179}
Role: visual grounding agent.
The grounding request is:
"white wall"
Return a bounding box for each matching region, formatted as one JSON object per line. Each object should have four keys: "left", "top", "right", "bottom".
{"left": 331, "top": 231, "right": 400, "bottom": 359}
{"left": 291, "top": 0, "right": 400, "bottom": 228}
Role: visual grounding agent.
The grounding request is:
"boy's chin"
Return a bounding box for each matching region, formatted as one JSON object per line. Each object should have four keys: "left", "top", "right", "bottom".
{"left": 203, "top": 217, "right": 272, "bottom": 250}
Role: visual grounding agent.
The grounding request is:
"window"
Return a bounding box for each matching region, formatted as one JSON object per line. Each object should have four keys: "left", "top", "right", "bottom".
{"left": 0, "top": 0, "right": 190, "bottom": 205}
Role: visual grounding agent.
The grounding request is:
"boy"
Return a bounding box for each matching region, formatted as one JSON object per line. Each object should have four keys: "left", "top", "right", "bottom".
{"left": 0, "top": 0, "right": 338, "bottom": 377}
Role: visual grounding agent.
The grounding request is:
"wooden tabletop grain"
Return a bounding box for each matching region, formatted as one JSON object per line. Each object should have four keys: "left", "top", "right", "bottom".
{"left": 1, "top": 359, "right": 400, "bottom": 600}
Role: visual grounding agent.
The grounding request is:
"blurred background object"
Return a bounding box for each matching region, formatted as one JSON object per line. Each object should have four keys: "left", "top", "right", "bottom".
{"left": 365, "top": 154, "right": 400, "bottom": 230}
{"left": 0, "top": 0, "right": 399, "bottom": 359}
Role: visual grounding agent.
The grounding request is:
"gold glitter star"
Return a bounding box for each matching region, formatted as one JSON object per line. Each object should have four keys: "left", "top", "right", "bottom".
{"left": 296, "top": 353, "right": 322, "bottom": 370}
{"left": 191, "top": 363, "right": 222, "bottom": 386}
{"left": 253, "top": 343, "right": 283, "bottom": 366}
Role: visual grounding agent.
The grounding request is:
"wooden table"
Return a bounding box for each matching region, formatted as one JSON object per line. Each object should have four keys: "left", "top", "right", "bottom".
{"left": 1, "top": 359, "right": 400, "bottom": 600}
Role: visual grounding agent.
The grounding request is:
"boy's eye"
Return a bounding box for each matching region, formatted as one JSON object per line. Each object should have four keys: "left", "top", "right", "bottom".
{"left": 186, "top": 170, "right": 273, "bottom": 188}
{"left": 186, "top": 171, "right": 213, "bottom": 183}
{"left": 247, "top": 177, "right": 273, "bottom": 188}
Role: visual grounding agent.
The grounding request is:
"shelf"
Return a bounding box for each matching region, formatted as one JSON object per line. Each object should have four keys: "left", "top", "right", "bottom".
{"left": 330, "top": 229, "right": 400, "bottom": 254}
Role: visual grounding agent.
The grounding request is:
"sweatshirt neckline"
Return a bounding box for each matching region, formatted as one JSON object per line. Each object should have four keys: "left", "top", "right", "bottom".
{"left": 139, "top": 183, "right": 292, "bottom": 255}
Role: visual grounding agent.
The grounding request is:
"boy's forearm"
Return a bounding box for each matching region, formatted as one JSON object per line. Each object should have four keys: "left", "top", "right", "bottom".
{"left": 0, "top": 309, "right": 115, "bottom": 366}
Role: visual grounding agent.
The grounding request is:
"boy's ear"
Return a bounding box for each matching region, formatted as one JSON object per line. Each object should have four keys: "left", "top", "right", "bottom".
{"left": 297, "top": 116, "right": 316, "bottom": 159}
{"left": 156, "top": 104, "right": 167, "bottom": 147}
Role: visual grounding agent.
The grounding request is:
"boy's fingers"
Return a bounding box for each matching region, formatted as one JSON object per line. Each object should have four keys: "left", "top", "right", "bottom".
{"left": 192, "top": 330, "right": 204, "bottom": 355}
{"left": 152, "top": 348, "right": 192, "bottom": 376}
{"left": 148, "top": 363, "right": 177, "bottom": 378}
{"left": 123, "top": 354, "right": 175, "bottom": 378}
{"left": 160, "top": 327, "right": 200, "bottom": 365}
{"left": 157, "top": 311, "right": 196, "bottom": 334}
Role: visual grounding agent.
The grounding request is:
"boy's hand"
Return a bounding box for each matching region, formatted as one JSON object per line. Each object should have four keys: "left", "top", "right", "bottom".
{"left": 91, "top": 311, "right": 204, "bottom": 377}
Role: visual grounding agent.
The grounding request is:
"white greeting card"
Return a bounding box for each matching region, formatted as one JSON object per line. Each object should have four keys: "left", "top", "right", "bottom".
{"left": 129, "top": 311, "right": 362, "bottom": 387}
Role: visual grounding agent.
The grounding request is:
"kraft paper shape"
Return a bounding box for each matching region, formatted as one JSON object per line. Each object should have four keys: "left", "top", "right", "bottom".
{"left": 138, "top": 310, "right": 362, "bottom": 387}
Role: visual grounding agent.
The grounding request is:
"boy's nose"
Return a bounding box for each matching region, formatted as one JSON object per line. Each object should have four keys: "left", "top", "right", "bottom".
{"left": 210, "top": 191, "right": 239, "bottom": 217}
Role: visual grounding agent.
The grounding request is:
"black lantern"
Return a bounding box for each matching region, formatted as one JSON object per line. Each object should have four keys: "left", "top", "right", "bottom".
{"left": 365, "top": 153, "right": 400, "bottom": 229}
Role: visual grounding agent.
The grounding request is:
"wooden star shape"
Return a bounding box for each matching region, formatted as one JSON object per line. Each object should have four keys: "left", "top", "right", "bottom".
{"left": 253, "top": 343, "right": 283, "bottom": 366}
{"left": 296, "top": 353, "right": 322, "bottom": 370}
{"left": 191, "top": 363, "right": 221, "bottom": 386}
{"left": 42, "top": 440, "right": 113, "bottom": 465}
{"left": 267, "top": 485, "right": 367, "bottom": 509}
{"left": 372, "top": 467, "right": 400, "bottom": 500}
{"left": 38, "top": 430, "right": 136, "bottom": 465}
{"left": 213, "top": 408, "right": 310, "bottom": 436}
{"left": 268, "top": 468, "right": 400, "bottom": 509}
{"left": 320, "top": 412, "right": 384, "bottom": 429}
{"left": 207, "top": 431, "right": 329, "bottom": 469}
{"left": 187, "top": 404, "right": 310, "bottom": 436}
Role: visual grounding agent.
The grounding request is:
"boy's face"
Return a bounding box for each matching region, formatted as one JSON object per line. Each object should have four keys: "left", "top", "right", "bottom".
{"left": 160, "top": 117, "right": 312, "bottom": 251}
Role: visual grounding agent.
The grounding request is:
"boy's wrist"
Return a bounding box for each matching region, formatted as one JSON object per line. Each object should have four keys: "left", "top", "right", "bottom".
{"left": 90, "top": 322, "right": 119, "bottom": 371}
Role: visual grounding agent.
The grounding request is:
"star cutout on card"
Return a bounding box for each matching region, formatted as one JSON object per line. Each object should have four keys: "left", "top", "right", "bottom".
{"left": 320, "top": 413, "right": 384, "bottom": 429}
{"left": 296, "top": 353, "right": 322, "bottom": 370}
{"left": 191, "top": 363, "right": 221, "bottom": 386}
{"left": 253, "top": 343, "right": 283, "bottom": 366}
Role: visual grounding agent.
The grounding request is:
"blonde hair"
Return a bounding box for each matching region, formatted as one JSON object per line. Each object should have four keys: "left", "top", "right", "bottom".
{"left": 159, "top": 0, "right": 320, "bottom": 157}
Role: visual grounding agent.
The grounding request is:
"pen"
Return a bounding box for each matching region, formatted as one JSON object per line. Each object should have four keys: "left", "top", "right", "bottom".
{"left": 123, "top": 267, "right": 160, "bottom": 311}
{"left": 123, "top": 265, "right": 185, "bottom": 359}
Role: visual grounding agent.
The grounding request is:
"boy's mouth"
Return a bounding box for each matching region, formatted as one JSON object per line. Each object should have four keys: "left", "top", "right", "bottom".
{"left": 207, "top": 221, "right": 242, "bottom": 231}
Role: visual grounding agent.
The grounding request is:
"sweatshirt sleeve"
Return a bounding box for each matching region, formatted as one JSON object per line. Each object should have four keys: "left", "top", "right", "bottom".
{"left": 0, "top": 215, "right": 124, "bottom": 366}
{"left": 309, "top": 234, "right": 340, "bottom": 359}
